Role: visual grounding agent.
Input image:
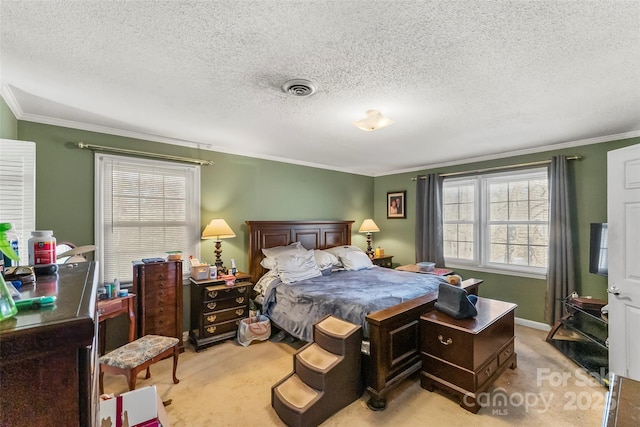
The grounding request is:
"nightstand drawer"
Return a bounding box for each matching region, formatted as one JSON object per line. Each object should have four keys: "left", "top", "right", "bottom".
{"left": 203, "top": 318, "right": 242, "bottom": 338}
{"left": 203, "top": 284, "right": 249, "bottom": 302}
{"left": 202, "top": 296, "right": 248, "bottom": 312}
{"left": 203, "top": 306, "right": 248, "bottom": 326}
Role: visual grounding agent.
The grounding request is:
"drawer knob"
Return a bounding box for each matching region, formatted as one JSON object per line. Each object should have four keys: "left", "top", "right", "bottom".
{"left": 207, "top": 326, "right": 217, "bottom": 334}
{"left": 207, "top": 315, "right": 217, "bottom": 323}
{"left": 237, "top": 286, "right": 246, "bottom": 293}
{"left": 208, "top": 291, "right": 218, "bottom": 299}
{"left": 207, "top": 302, "right": 218, "bottom": 310}
{"left": 504, "top": 349, "right": 511, "bottom": 356}
{"left": 437, "top": 335, "right": 453, "bottom": 346}
{"left": 236, "top": 297, "right": 245, "bottom": 304}
{"left": 235, "top": 309, "right": 245, "bottom": 316}
{"left": 485, "top": 366, "right": 492, "bottom": 376}
{"left": 159, "top": 274, "right": 165, "bottom": 279}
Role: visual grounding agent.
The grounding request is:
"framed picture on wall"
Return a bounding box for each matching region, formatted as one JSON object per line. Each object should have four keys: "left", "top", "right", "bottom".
{"left": 387, "top": 191, "right": 406, "bottom": 219}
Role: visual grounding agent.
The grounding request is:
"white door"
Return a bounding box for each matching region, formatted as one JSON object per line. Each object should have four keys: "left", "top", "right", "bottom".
{"left": 607, "top": 143, "right": 640, "bottom": 380}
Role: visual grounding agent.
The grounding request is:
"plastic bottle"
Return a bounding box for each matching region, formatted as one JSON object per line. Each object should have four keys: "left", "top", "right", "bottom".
{"left": 231, "top": 259, "right": 237, "bottom": 276}
{"left": 28, "top": 230, "right": 56, "bottom": 266}
{"left": 113, "top": 278, "right": 120, "bottom": 296}
{"left": 3, "top": 226, "right": 19, "bottom": 268}
{"left": 0, "top": 223, "right": 19, "bottom": 321}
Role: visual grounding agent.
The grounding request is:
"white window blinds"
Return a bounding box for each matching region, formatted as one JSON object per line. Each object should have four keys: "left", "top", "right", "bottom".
{"left": 95, "top": 154, "right": 200, "bottom": 284}
{"left": 0, "top": 139, "right": 36, "bottom": 265}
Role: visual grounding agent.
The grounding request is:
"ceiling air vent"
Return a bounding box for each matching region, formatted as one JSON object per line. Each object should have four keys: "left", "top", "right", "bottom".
{"left": 281, "top": 79, "right": 317, "bottom": 96}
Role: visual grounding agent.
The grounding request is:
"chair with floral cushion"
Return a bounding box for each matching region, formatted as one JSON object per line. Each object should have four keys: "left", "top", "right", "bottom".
{"left": 99, "top": 334, "right": 180, "bottom": 393}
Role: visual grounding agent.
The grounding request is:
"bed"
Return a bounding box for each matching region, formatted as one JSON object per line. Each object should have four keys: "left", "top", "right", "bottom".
{"left": 246, "top": 220, "right": 482, "bottom": 410}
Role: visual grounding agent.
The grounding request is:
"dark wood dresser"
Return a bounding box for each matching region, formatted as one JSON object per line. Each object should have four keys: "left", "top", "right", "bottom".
{"left": 0, "top": 261, "right": 99, "bottom": 427}
{"left": 132, "top": 260, "right": 184, "bottom": 352}
{"left": 420, "top": 297, "right": 517, "bottom": 413}
{"left": 189, "top": 272, "right": 252, "bottom": 351}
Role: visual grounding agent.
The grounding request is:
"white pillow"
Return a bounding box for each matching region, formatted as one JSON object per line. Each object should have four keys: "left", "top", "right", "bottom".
{"left": 325, "top": 245, "right": 364, "bottom": 260}
{"left": 262, "top": 242, "right": 305, "bottom": 258}
{"left": 314, "top": 249, "right": 340, "bottom": 270}
{"left": 260, "top": 256, "right": 277, "bottom": 270}
{"left": 340, "top": 250, "right": 373, "bottom": 271}
{"left": 276, "top": 249, "right": 322, "bottom": 284}
{"left": 261, "top": 242, "right": 306, "bottom": 270}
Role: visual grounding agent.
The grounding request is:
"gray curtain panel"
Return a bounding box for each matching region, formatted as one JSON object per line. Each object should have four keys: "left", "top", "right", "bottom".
{"left": 544, "top": 155, "right": 576, "bottom": 325}
{"left": 415, "top": 173, "right": 445, "bottom": 266}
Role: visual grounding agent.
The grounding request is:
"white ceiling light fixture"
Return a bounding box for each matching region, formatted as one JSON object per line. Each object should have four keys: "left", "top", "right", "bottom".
{"left": 353, "top": 110, "right": 394, "bottom": 132}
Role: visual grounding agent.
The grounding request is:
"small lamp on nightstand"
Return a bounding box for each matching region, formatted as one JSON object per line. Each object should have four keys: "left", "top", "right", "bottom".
{"left": 359, "top": 219, "right": 380, "bottom": 259}
{"left": 201, "top": 219, "right": 236, "bottom": 270}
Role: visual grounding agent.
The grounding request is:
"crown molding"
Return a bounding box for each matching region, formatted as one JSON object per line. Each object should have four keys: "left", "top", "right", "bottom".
{"left": 376, "top": 130, "right": 640, "bottom": 177}
{"left": 4, "top": 84, "right": 638, "bottom": 178}
{"left": 0, "top": 84, "right": 24, "bottom": 118}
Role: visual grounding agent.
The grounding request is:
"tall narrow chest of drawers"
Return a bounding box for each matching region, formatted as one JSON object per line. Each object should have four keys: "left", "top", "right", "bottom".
{"left": 133, "top": 260, "right": 184, "bottom": 352}
{"left": 189, "top": 272, "right": 252, "bottom": 351}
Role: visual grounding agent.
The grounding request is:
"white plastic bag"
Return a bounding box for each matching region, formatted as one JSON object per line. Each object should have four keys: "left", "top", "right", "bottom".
{"left": 237, "top": 314, "right": 271, "bottom": 346}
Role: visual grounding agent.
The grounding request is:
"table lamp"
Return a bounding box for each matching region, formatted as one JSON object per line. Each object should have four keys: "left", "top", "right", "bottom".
{"left": 201, "top": 219, "right": 236, "bottom": 270}
{"left": 359, "top": 219, "right": 380, "bottom": 259}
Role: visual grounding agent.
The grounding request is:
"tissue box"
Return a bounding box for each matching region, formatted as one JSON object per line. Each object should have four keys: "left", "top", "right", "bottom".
{"left": 190, "top": 265, "right": 209, "bottom": 280}
{"left": 416, "top": 262, "right": 435, "bottom": 272}
{"left": 99, "top": 386, "right": 170, "bottom": 427}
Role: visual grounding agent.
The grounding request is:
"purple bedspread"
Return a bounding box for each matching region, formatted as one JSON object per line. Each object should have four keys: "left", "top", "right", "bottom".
{"left": 261, "top": 267, "right": 447, "bottom": 341}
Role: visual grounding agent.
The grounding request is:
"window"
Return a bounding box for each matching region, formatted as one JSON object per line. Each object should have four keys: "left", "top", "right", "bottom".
{"left": 96, "top": 154, "right": 200, "bottom": 284}
{"left": 0, "top": 139, "right": 35, "bottom": 266}
{"left": 443, "top": 168, "right": 548, "bottom": 276}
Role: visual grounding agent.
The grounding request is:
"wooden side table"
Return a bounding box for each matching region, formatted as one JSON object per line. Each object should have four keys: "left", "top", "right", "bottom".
{"left": 189, "top": 272, "right": 253, "bottom": 351}
{"left": 396, "top": 264, "right": 453, "bottom": 275}
{"left": 97, "top": 293, "right": 136, "bottom": 355}
{"left": 420, "top": 297, "right": 517, "bottom": 413}
{"left": 372, "top": 255, "right": 393, "bottom": 268}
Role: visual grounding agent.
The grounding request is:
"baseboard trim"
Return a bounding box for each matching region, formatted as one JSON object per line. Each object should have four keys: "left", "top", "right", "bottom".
{"left": 515, "top": 317, "right": 551, "bottom": 331}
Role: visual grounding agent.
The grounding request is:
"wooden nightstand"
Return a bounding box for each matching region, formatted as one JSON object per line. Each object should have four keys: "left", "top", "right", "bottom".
{"left": 189, "top": 272, "right": 253, "bottom": 352}
{"left": 420, "top": 297, "right": 517, "bottom": 413}
{"left": 372, "top": 255, "right": 393, "bottom": 268}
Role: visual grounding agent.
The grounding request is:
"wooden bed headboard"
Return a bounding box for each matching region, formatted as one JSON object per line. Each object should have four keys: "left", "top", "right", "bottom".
{"left": 245, "top": 220, "right": 354, "bottom": 284}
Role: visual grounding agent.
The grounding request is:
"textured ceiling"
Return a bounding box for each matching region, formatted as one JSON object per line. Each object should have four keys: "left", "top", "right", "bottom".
{"left": 1, "top": 1, "right": 639, "bottom": 176}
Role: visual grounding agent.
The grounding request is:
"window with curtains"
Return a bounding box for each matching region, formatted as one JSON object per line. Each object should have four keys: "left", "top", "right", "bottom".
{"left": 95, "top": 154, "right": 200, "bottom": 284}
{"left": 0, "top": 139, "right": 36, "bottom": 266}
{"left": 442, "top": 167, "right": 549, "bottom": 276}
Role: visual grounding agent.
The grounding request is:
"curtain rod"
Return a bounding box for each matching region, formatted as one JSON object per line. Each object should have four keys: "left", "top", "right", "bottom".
{"left": 75, "top": 142, "right": 214, "bottom": 166}
{"left": 411, "top": 156, "right": 581, "bottom": 180}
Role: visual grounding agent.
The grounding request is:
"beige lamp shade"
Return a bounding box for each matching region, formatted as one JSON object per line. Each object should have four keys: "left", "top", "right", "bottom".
{"left": 201, "top": 219, "right": 236, "bottom": 240}
{"left": 359, "top": 219, "right": 380, "bottom": 233}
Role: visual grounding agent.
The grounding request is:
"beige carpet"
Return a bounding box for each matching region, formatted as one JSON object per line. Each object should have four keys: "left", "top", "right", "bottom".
{"left": 103, "top": 325, "right": 607, "bottom": 426}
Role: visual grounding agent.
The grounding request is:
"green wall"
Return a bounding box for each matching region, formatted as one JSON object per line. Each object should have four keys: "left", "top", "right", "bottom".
{"left": 373, "top": 137, "right": 640, "bottom": 323}
{"left": 16, "top": 121, "right": 373, "bottom": 346}
{"left": 17, "top": 121, "right": 374, "bottom": 270}
{"left": 0, "top": 97, "right": 18, "bottom": 140}
{"left": 12, "top": 117, "right": 640, "bottom": 328}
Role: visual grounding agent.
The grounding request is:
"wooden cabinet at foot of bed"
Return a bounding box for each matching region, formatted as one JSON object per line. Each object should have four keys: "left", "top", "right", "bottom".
{"left": 189, "top": 273, "right": 253, "bottom": 351}
{"left": 419, "top": 297, "right": 517, "bottom": 413}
